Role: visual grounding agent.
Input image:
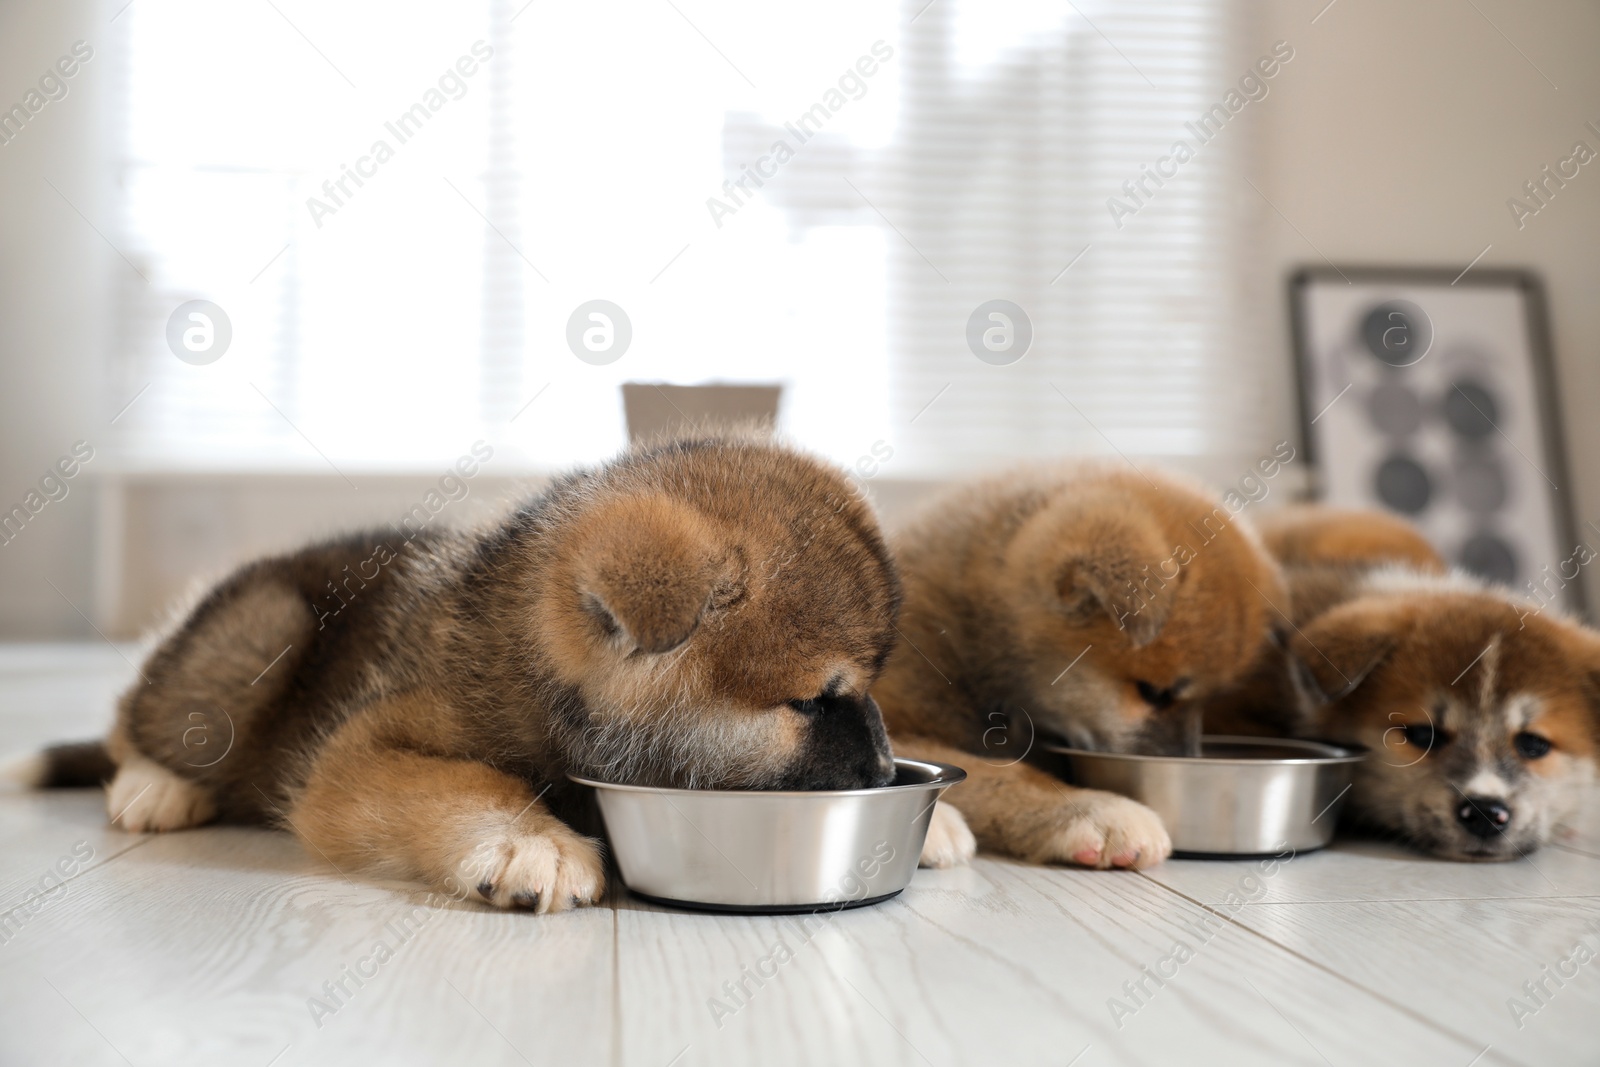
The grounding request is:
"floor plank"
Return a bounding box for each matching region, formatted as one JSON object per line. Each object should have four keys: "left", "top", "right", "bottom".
{"left": 0, "top": 825, "right": 616, "bottom": 1067}
{"left": 0, "top": 646, "right": 149, "bottom": 946}
{"left": 1142, "top": 836, "right": 1600, "bottom": 906}
{"left": 1185, "top": 893, "right": 1600, "bottom": 1067}
{"left": 0, "top": 790, "right": 152, "bottom": 940}
{"left": 0, "top": 641, "right": 136, "bottom": 746}
{"left": 3, "top": 645, "right": 1598, "bottom": 1066}
{"left": 614, "top": 857, "right": 1476, "bottom": 1067}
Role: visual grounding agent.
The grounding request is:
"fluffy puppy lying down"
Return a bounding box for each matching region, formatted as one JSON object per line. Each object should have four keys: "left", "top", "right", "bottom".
{"left": 17, "top": 437, "right": 902, "bottom": 912}
{"left": 877, "top": 462, "right": 1286, "bottom": 870}
{"left": 1210, "top": 506, "right": 1600, "bottom": 860}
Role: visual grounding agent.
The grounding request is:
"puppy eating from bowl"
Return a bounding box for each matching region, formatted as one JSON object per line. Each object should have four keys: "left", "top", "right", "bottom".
{"left": 876, "top": 462, "right": 1287, "bottom": 871}
{"left": 10, "top": 435, "right": 903, "bottom": 912}
{"left": 1208, "top": 505, "right": 1600, "bottom": 861}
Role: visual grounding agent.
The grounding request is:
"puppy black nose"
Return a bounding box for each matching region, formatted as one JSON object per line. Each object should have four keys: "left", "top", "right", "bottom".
{"left": 1456, "top": 796, "right": 1512, "bottom": 839}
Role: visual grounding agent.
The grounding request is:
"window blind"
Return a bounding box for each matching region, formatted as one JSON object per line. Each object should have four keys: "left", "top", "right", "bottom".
{"left": 882, "top": 0, "right": 1268, "bottom": 474}
{"left": 109, "top": 0, "right": 502, "bottom": 470}
{"left": 109, "top": 0, "right": 1262, "bottom": 477}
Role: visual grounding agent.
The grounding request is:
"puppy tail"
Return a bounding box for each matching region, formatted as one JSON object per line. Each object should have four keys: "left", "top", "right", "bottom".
{"left": 0, "top": 740, "right": 114, "bottom": 791}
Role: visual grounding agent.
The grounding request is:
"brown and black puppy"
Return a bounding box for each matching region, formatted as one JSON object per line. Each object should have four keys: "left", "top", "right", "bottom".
{"left": 1286, "top": 571, "right": 1600, "bottom": 859}
{"left": 877, "top": 462, "right": 1286, "bottom": 870}
{"left": 1252, "top": 504, "right": 1447, "bottom": 574}
{"left": 1204, "top": 505, "right": 1448, "bottom": 737}
{"left": 1211, "top": 506, "right": 1599, "bottom": 860}
{"left": 15, "top": 435, "right": 901, "bottom": 911}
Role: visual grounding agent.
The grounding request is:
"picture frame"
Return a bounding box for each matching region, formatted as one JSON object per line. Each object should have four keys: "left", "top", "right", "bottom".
{"left": 1288, "top": 265, "right": 1586, "bottom": 617}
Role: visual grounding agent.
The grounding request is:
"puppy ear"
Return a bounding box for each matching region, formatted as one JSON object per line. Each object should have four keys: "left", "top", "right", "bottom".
{"left": 1056, "top": 556, "right": 1175, "bottom": 649}
{"left": 1288, "top": 599, "right": 1401, "bottom": 704}
{"left": 1013, "top": 488, "right": 1179, "bottom": 648}
{"left": 1562, "top": 630, "right": 1600, "bottom": 746}
{"left": 573, "top": 495, "right": 743, "bottom": 654}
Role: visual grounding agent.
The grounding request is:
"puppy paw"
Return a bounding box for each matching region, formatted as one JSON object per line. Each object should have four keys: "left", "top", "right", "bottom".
{"left": 1034, "top": 790, "right": 1171, "bottom": 870}
{"left": 107, "top": 755, "right": 216, "bottom": 832}
{"left": 455, "top": 823, "right": 606, "bottom": 913}
{"left": 920, "top": 801, "right": 977, "bottom": 868}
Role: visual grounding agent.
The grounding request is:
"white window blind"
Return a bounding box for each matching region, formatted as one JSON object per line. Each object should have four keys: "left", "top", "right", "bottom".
{"left": 109, "top": 0, "right": 1262, "bottom": 476}
{"left": 885, "top": 0, "right": 1268, "bottom": 473}
{"left": 109, "top": 0, "right": 501, "bottom": 470}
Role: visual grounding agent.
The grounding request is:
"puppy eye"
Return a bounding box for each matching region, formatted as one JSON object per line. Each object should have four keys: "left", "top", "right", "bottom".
{"left": 789, "top": 698, "right": 824, "bottom": 715}
{"left": 1401, "top": 723, "right": 1438, "bottom": 751}
{"left": 1514, "top": 731, "right": 1552, "bottom": 760}
{"left": 1135, "top": 681, "right": 1175, "bottom": 709}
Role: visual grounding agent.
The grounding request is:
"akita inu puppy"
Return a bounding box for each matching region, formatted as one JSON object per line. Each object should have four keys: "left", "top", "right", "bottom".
{"left": 1212, "top": 506, "right": 1600, "bottom": 861}
{"left": 1253, "top": 504, "right": 1446, "bottom": 575}
{"left": 1202, "top": 505, "right": 1449, "bottom": 738}
{"left": 16, "top": 436, "right": 902, "bottom": 911}
{"left": 878, "top": 462, "right": 1286, "bottom": 870}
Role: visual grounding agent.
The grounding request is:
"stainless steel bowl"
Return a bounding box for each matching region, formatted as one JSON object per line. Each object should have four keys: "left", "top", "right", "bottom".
{"left": 569, "top": 758, "right": 966, "bottom": 913}
{"left": 1041, "top": 736, "right": 1367, "bottom": 856}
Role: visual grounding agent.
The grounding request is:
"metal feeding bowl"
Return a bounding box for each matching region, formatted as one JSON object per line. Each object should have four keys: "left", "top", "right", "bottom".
{"left": 1041, "top": 736, "right": 1367, "bottom": 856}
{"left": 569, "top": 758, "right": 966, "bottom": 913}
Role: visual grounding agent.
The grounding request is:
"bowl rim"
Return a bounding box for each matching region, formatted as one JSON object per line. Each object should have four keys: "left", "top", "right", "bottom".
{"left": 1042, "top": 734, "right": 1368, "bottom": 766}
{"left": 568, "top": 756, "right": 967, "bottom": 797}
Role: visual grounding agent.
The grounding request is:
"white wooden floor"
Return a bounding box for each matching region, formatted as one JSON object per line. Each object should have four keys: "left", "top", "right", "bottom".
{"left": 2, "top": 646, "right": 1596, "bottom": 1067}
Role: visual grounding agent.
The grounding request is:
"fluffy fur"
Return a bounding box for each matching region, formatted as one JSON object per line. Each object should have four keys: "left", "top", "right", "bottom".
{"left": 1210, "top": 505, "right": 1600, "bottom": 860}
{"left": 30, "top": 436, "right": 904, "bottom": 910}
{"left": 877, "top": 461, "right": 1287, "bottom": 870}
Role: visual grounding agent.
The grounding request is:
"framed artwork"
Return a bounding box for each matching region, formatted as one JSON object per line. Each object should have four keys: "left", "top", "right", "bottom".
{"left": 1289, "top": 266, "right": 1585, "bottom": 615}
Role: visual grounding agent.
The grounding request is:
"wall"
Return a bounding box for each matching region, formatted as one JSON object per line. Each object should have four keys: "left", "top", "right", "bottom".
{"left": 1253, "top": 0, "right": 1600, "bottom": 607}
{"left": 0, "top": 0, "right": 111, "bottom": 637}
{"left": 2, "top": 0, "right": 1598, "bottom": 636}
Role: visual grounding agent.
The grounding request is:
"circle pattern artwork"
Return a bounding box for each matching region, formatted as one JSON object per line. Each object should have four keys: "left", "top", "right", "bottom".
{"left": 1454, "top": 454, "right": 1508, "bottom": 514}
{"left": 1360, "top": 300, "right": 1433, "bottom": 367}
{"left": 1367, "top": 382, "right": 1422, "bottom": 436}
{"left": 1459, "top": 532, "right": 1517, "bottom": 584}
{"left": 1374, "top": 455, "right": 1432, "bottom": 515}
{"left": 1326, "top": 296, "right": 1546, "bottom": 599}
{"left": 1444, "top": 380, "right": 1498, "bottom": 440}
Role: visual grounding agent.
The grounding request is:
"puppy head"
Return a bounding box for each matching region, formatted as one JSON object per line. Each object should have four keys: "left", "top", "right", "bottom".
{"left": 1007, "top": 470, "right": 1286, "bottom": 754}
{"left": 535, "top": 437, "right": 900, "bottom": 791}
{"left": 1292, "top": 586, "right": 1600, "bottom": 859}
{"left": 1200, "top": 509, "right": 1447, "bottom": 738}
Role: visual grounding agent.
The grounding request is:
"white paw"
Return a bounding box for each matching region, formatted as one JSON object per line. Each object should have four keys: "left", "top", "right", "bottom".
{"left": 1038, "top": 790, "right": 1171, "bottom": 870}
{"left": 107, "top": 754, "right": 216, "bottom": 832}
{"left": 919, "top": 801, "right": 976, "bottom": 868}
{"left": 456, "top": 824, "right": 606, "bottom": 913}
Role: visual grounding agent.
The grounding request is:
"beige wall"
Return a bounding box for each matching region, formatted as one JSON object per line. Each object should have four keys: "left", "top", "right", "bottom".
{"left": 99, "top": 475, "right": 540, "bottom": 635}
{"left": 1253, "top": 0, "right": 1600, "bottom": 607}
{"left": 89, "top": 449, "right": 1312, "bottom": 636}
{"left": 2, "top": 0, "right": 1598, "bottom": 636}
{"left": 0, "top": 0, "right": 110, "bottom": 637}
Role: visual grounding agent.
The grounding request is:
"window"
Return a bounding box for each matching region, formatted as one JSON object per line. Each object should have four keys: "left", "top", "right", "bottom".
{"left": 109, "top": 0, "right": 1261, "bottom": 477}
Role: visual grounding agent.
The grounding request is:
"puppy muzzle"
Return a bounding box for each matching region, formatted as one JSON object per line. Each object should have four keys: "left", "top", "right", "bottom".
{"left": 776, "top": 693, "right": 896, "bottom": 790}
